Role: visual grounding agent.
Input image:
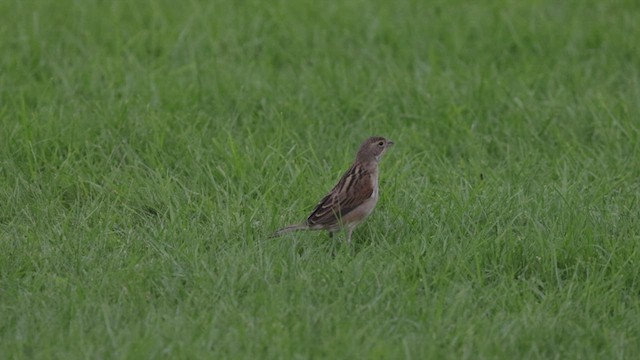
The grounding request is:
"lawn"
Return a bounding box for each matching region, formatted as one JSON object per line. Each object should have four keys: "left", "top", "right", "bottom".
{"left": 1, "top": 0, "right": 639, "bottom": 358}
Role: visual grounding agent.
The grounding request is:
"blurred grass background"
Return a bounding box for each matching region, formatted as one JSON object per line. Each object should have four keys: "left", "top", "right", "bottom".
{"left": 1, "top": 0, "right": 639, "bottom": 358}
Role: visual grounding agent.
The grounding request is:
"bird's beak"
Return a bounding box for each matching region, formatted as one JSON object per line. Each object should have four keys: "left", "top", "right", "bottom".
{"left": 387, "top": 140, "right": 395, "bottom": 147}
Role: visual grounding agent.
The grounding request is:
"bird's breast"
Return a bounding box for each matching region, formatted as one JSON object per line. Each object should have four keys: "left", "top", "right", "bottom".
{"left": 370, "top": 170, "right": 379, "bottom": 200}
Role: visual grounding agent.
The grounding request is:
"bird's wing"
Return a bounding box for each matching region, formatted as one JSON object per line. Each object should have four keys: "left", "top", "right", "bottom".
{"left": 307, "top": 163, "right": 373, "bottom": 227}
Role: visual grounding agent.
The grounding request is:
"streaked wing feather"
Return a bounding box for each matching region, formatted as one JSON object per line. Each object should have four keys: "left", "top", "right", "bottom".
{"left": 307, "top": 164, "right": 373, "bottom": 227}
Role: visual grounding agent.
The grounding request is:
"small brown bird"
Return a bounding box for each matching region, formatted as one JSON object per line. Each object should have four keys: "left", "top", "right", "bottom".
{"left": 271, "top": 136, "right": 394, "bottom": 244}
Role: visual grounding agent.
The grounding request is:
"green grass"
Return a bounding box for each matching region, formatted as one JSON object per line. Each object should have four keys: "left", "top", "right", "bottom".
{"left": 1, "top": 0, "right": 640, "bottom": 358}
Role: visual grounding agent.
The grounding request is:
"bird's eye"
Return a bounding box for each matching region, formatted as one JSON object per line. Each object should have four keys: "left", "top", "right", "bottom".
{"left": 378, "top": 141, "right": 384, "bottom": 147}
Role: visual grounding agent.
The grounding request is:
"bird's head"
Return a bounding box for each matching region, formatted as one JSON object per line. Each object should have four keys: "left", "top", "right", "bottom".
{"left": 356, "top": 136, "right": 394, "bottom": 163}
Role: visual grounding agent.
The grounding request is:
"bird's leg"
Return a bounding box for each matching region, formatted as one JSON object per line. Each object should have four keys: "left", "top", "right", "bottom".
{"left": 345, "top": 228, "right": 356, "bottom": 256}
{"left": 328, "top": 231, "right": 337, "bottom": 257}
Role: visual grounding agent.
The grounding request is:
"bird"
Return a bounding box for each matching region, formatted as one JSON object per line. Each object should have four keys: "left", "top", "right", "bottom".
{"left": 271, "top": 136, "right": 394, "bottom": 244}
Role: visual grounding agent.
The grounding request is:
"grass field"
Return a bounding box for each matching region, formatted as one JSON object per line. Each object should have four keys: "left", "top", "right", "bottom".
{"left": 1, "top": 0, "right": 640, "bottom": 358}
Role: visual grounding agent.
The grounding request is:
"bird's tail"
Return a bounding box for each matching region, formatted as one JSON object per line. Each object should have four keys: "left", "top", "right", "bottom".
{"left": 270, "top": 223, "right": 309, "bottom": 238}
